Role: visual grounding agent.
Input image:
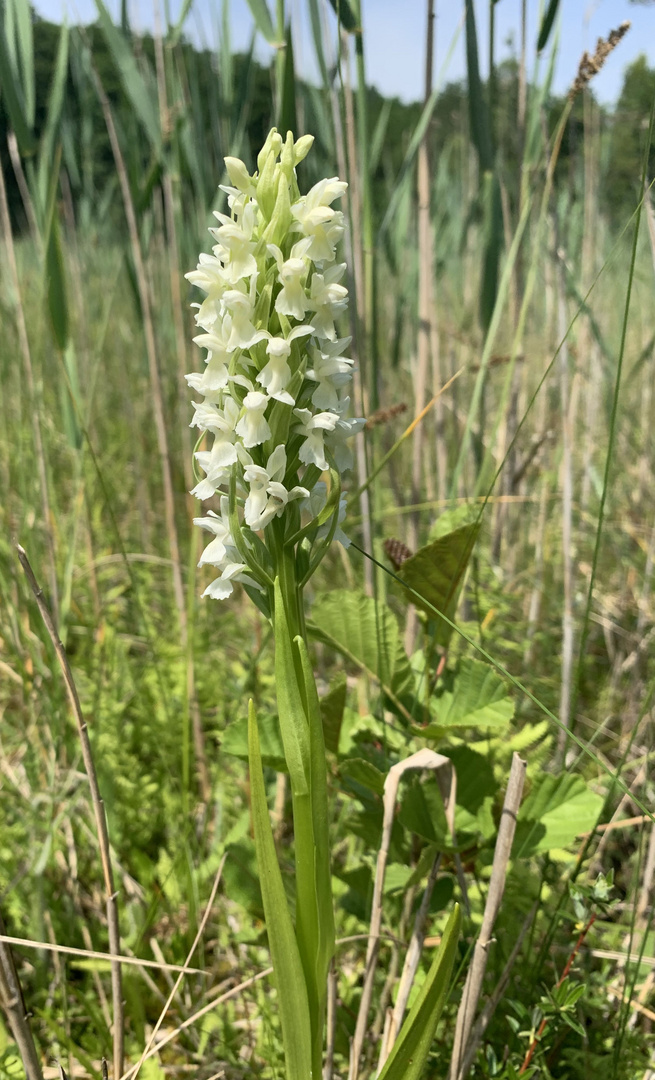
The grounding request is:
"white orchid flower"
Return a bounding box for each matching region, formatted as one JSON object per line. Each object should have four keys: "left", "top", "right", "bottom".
{"left": 293, "top": 407, "right": 339, "bottom": 471}
{"left": 306, "top": 337, "right": 354, "bottom": 410}
{"left": 243, "top": 445, "right": 309, "bottom": 531}
{"left": 257, "top": 324, "right": 314, "bottom": 404}
{"left": 202, "top": 562, "right": 257, "bottom": 600}
{"left": 307, "top": 263, "right": 348, "bottom": 340}
{"left": 325, "top": 396, "right": 366, "bottom": 472}
{"left": 268, "top": 238, "right": 313, "bottom": 319}
{"left": 235, "top": 390, "right": 272, "bottom": 447}
{"left": 211, "top": 204, "right": 258, "bottom": 283}
{"left": 194, "top": 500, "right": 234, "bottom": 567}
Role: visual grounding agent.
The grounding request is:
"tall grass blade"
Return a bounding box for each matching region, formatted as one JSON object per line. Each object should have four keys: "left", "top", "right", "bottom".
{"left": 94, "top": 0, "right": 162, "bottom": 153}
{"left": 537, "top": 0, "right": 560, "bottom": 52}
{"left": 243, "top": 0, "right": 277, "bottom": 43}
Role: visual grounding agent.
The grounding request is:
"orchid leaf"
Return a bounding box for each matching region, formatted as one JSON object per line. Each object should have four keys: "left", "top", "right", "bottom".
{"left": 377, "top": 904, "right": 461, "bottom": 1080}
{"left": 247, "top": 701, "right": 312, "bottom": 1080}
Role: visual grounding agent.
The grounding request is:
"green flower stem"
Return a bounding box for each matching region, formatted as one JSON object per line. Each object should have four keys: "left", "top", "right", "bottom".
{"left": 270, "top": 531, "right": 334, "bottom": 1078}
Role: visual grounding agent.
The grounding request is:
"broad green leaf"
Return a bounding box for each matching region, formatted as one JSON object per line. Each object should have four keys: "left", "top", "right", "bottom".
{"left": 444, "top": 746, "right": 497, "bottom": 818}
{"left": 537, "top": 0, "right": 560, "bottom": 52}
{"left": 248, "top": 701, "right": 312, "bottom": 1080}
{"left": 340, "top": 757, "right": 385, "bottom": 797}
{"left": 421, "top": 658, "right": 514, "bottom": 736}
{"left": 308, "top": 590, "right": 414, "bottom": 714}
{"left": 94, "top": 0, "right": 162, "bottom": 152}
{"left": 243, "top": 0, "right": 277, "bottom": 44}
{"left": 399, "top": 524, "right": 479, "bottom": 647}
{"left": 514, "top": 774, "right": 604, "bottom": 858}
{"left": 398, "top": 774, "right": 450, "bottom": 846}
{"left": 222, "top": 713, "right": 287, "bottom": 772}
{"left": 377, "top": 904, "right": 461, "bottom": 1080}
{"left": 428, "top": 503, "right": 479, "bottom": 541}
{"left": 320, "top": 674, "right": 347, "bottom": 756}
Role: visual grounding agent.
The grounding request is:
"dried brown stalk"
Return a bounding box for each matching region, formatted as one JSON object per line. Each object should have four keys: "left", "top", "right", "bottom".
{"left": 16, "top": 544, "right": 124, "bottom": 1078}
{"left": 0, "top": 909, "right": 44, "bottom": 1080}
{"left": 449, "top": 753, "right": 527, "bottom": 1080}
{"left": 348, "top": 749, "right": 456, "bottom": 1080}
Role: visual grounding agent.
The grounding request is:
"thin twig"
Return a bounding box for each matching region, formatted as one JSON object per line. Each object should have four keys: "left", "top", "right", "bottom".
{"left": 0, "top": 935, "right": 208, "bottom": 976}
{"left": 0, "top": 909, "right": 44, "bottom": 1080}
{"left": 457, "top": 901, "right": 538, "bottom": 1077}
{"left": 449, "top": 754, "right": 527, "bottom": 1080}
{"left": 379, "top": 851, "right": 442, "bottom": 1065}
{"left": 119, "top": 967, "right": 273, "bottom": 1080}
{"left": 16, "top": 544, "right": 124, "bottom": 1078}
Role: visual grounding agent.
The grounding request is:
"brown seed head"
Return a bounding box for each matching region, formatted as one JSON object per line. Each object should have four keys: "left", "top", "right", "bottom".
{"left": 569, "top": 22, "right": 630, "bottom": 102}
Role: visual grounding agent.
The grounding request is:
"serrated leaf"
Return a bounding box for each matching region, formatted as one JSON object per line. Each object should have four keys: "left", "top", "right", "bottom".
{"left": 398, "top": 524, "right": 479, "bottom": 647}
{"left": 377, "top": 904, "right": 461, "bottom": 1080}
{"left": 248, "top": 701, "right": 313, "bottom": 1080}
{"left": 308, "top": 590, "right": 414, "bottom": 716}
{"left": 514, "top": 774, "right": 603, "bottom": 858}
{"left": 421, "top": 658, "right": 514, "bottom": 736}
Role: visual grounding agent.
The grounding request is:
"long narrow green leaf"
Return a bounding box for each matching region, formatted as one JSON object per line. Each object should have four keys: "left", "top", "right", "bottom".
{"left": 0, "top": 12, "right": 35, "bottom": 153}
{"left": 326, "top": 0, "right": 358, "bottom": 32}
{"left": 248, "top": 701, "right": 313, "bottom": 1080}
{"left": 279, "top": 21, "right": 297, "bottom": 135}
{"left": 37, "top": 22, "right": 69, "bottom": 216}
{"left": 45, "top": 212, "right": 69, "bottom": 351}
{"left": 94, "top": 0, "right": 162, "bottom": 152}
{"left": 10, "top": 0, "right": 34, "bottom": 125}
{"left": 243, "top": 0, "right": 277, "bottom": 44}
{"left": 273, "top": 578, "right": 310, "bottom": 795}
{"left": 464, "top": 0, "right": 493, "bottom": 171}
{"left": 537, "top": 0, "right": 560, "bottom": 52}
{"left": 377, "top": 904, "right": 461, "bottom": 1080}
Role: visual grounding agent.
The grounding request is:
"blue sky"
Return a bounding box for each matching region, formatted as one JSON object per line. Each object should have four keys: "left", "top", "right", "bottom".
{"left": 32, "top": 0, "right": 655, "bottom": 105}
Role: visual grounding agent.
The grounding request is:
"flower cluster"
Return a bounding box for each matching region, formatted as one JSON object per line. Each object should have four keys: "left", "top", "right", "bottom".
{"left": 186, "top": 129, "right": 364, "bottom": 600}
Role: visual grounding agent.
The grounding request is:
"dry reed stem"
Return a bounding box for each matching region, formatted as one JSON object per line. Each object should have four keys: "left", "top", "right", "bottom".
{"left": 0, "top": 909, "right": 44, "bottom": 1080}
{"left": 16, "top": 544, "right": 124, "bottom": 1078}
{"left": 456, "top": 901, "right": 538, "bottom": 1078}
{"left": 378, "top": 850, "right": 442, "bottom": 1065}
{"left": 0, "top": 935, "right": 208, "bottom": 976}
{"left": 348, "top": 749, "right": 456, "bottom": 1080}
{"left": 449, "top": 753, "right": 527, "bottom": 1080}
